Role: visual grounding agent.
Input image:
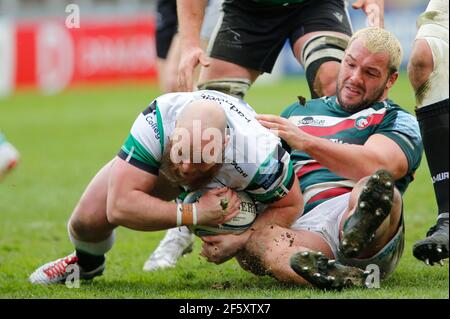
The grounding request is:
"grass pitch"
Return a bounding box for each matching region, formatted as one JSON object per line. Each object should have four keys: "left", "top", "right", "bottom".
{"left": 0, "top": 76, "right": 448, "bottom": 299}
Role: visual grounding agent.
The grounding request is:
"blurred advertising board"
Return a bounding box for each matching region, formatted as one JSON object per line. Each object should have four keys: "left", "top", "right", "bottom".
{"left": 0, "top": 15, "right": 157, "bottom": 96}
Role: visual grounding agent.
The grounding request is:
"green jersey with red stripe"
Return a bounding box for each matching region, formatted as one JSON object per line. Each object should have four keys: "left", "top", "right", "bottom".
{"left": 281, "top": 96, "right": 423, "bottom": 214}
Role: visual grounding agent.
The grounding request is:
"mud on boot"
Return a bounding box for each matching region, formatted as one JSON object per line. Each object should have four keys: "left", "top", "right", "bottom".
{"left": 290, "top": 250, "right": 369, "bottom": 290}
{"left": 340, "top": 169, "right": 394, "bottom": 258}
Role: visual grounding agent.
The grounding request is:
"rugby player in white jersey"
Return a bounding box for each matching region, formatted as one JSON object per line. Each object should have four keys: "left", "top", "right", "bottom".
{"left": 29, "top": 91, "right": 302, "bottom": 285}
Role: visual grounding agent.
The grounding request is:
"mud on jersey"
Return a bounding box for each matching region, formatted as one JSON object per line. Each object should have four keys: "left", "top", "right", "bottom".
{"left": 118, "top": 90, "right": 294, "bottom": 204}
{"left": 281, "top": 96, "right": 423, "bottom": 214}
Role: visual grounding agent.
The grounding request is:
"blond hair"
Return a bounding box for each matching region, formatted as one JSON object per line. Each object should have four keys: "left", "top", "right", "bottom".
{"left": 348, "top": 27, "right": 403, "bottom": 74}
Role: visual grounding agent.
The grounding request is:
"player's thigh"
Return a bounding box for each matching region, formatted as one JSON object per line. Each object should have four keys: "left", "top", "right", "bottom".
{"left": 408, "top": 39, "right": 434, "bottom": 91}
{"left": 205, "top": 0, "right": 295, "bottom": 78}
{"left": 246, "top": 225, "right": 334, "bottom": 261}
{"left": 155, "top": 0, "right": 177, "bottom": 60}
{"left": 71, "top": 159, "right": 115, "bottom": 231}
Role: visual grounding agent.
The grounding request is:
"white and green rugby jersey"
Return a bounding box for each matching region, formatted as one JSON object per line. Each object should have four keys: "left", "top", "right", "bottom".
{"left": 118, "top": 90, "right": 294, "bottom": 204}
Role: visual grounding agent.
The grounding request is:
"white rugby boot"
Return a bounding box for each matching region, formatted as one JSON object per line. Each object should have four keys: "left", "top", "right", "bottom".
{"left": 29, "top": 252, "right": 105, "bottom": 285}
{"left": 0, "top": 134, "right": 19, "bottom": 181}
{"left": 143, "top": 226, "right": 195, "bottom": 271}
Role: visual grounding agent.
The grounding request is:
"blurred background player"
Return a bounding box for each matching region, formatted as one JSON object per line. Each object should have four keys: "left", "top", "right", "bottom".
{"left": 408, "top": 0, "right": 449, "bottom": 265}
{"left": 0, "top": 132, "right": 19, "bottom": 182}
{"left": 155, "top": 0, "right": 223, "bottom": 93}
{"left": 145, "top": 0, "right": 385, "bottom": 272}
{"left": 143, "top": 0, "right": 223, "bottom": 271}
{"left": 176, "top": 0, "right": 384, "bottom": 99}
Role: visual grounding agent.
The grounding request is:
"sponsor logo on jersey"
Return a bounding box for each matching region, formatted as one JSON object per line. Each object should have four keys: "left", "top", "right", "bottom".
{"left": 231, "top": 160, "right": 248, "bottom": 178}
{"left": 355, "top": 115, "right": 373, "bottom": 130}
{"left": 145, "top": 112, "right": 160, "bottom": 140}
{"left": 297, "top": 117, "right": 326, "bottom": 126}
{"left": 230, "top": 105, "right": 251, "bottom": 123}
{"left": 200, "top": 93, "right": 252, "bottom": 123}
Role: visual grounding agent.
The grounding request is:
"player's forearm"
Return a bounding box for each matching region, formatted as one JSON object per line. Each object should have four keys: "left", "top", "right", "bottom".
{"left": 177, "top": 0, "right": 208, "bottom": 47}
{"left": 302, "top": 135, "right": 386, "bottom": 181}
{"left": 107, "top": 191, "right": 178, "bottom": 231}
{"left": 365, "top": 0, "right": 384, "bottom": 27}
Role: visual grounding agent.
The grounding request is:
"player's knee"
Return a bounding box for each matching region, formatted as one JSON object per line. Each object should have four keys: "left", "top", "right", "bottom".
{"left": 301, "top": 34, "right": 349, "bottom": 98}
{"left": 407, "top": 40, "right": 434, "bottom": 92}
{"left": 314, "top": 62, "right": 340, "bottom": 97}
{"left": 197, "top": 78, "right": 251, "bottom": 99}
{"left": 70, "top": 203, "right": 110, "bottom": 239}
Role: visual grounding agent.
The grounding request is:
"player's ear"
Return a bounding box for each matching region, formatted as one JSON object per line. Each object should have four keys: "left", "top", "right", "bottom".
{"left": 386, "top": 71, "right": 399, "bottom": 90}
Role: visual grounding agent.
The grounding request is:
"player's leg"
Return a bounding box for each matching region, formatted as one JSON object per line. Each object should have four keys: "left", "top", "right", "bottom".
{"left": 198, "top": 0, "right": 297, "bottom": 99}
{"left": 158, "top": 34, "right": 182, "bottom": 93}
{"left": 238, "top": 200, "right": 370, "bottom": 289}
{"left": 155, "top": 0, "right": 179, "bottom": 93}
{"left": 291, "top": 0, "right": 352, "bottom": 98}
{"left": 293, "top": 31, "right": 350, "bottom": 98}
{"left": 236, "top": 225, "right": 333, "bottom": 285}
{"left": 289, "top": 170, "right": 404, "bottom": 290}
{"left": 29, "top": 159, "right": 117, "bottom": 284}
{"left": 408, "top": 0, "right": 449, "bottom": 265}
{"left": 0, "top": 132, "right": 19, "bottom": 181}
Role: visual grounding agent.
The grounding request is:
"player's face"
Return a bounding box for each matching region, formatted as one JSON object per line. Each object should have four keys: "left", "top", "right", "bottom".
{"left": 336, "top": 39, "right": 395, "bottom": 112}
{"left": 162, "top": 138, "right": 225, "bottom": 190}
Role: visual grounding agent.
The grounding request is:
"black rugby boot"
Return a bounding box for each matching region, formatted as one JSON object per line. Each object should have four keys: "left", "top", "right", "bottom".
{"left": 340, "top": 169, "right": 395, "bottom": 258}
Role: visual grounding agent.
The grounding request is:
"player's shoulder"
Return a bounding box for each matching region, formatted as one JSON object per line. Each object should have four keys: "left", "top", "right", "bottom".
{"left": 281, "top": 96, "right": 336, "bottom": 118}
{"left": 380, "top": 99, "right": 416, "bottom": 121}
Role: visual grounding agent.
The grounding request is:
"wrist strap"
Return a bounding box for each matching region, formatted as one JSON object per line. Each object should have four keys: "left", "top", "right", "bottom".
{"left": 176, "top": 203, "right": 198, "bottom": 226}
{"left": 176, "top": 204, "right": 183, "bottom": 227}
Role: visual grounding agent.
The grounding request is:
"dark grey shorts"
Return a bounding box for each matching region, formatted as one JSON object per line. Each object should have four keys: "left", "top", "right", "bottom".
{"left": 208, "top": 0, "right": 353, "bottom": 73}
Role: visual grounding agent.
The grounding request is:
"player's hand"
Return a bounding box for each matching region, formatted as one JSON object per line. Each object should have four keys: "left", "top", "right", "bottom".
{"left": 351, "top": 0, "right": 384, "bottom": 28}
{"left": 177, "top": 46, "right": 211, "bottom": 91}
{"left": 196, "top": 187, "right": 241, "bottom": 226}
{"left": 200, "top": 233, "right": 249, "bottom": 264}
{"left": 256, "top": 114, "right": 309, "bottom": 151}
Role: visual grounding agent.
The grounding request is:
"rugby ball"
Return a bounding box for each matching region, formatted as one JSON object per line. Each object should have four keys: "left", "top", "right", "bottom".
{"left": 184, "top": 190, "right": 257, "bottom": 236}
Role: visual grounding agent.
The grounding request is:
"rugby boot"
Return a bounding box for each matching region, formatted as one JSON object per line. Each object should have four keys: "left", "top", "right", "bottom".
{"left": 290, "top": 250, "right": 369, "bottom": 290}
{"left": 340, "top": 169, "right": 394, "bottom": 258}
{"left": 413, "top": 215, "right": 449, "bottom": 266}
{"left": 143, "top": 226, "right": 194, "bottom": 271}
{"left": 29, "top": 252, "right": 105, "bottom": 285}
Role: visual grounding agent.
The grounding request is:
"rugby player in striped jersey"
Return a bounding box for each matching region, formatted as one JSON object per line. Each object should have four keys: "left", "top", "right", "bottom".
{"left": 226, "top": 27, "right": 423, "bottom": 290}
